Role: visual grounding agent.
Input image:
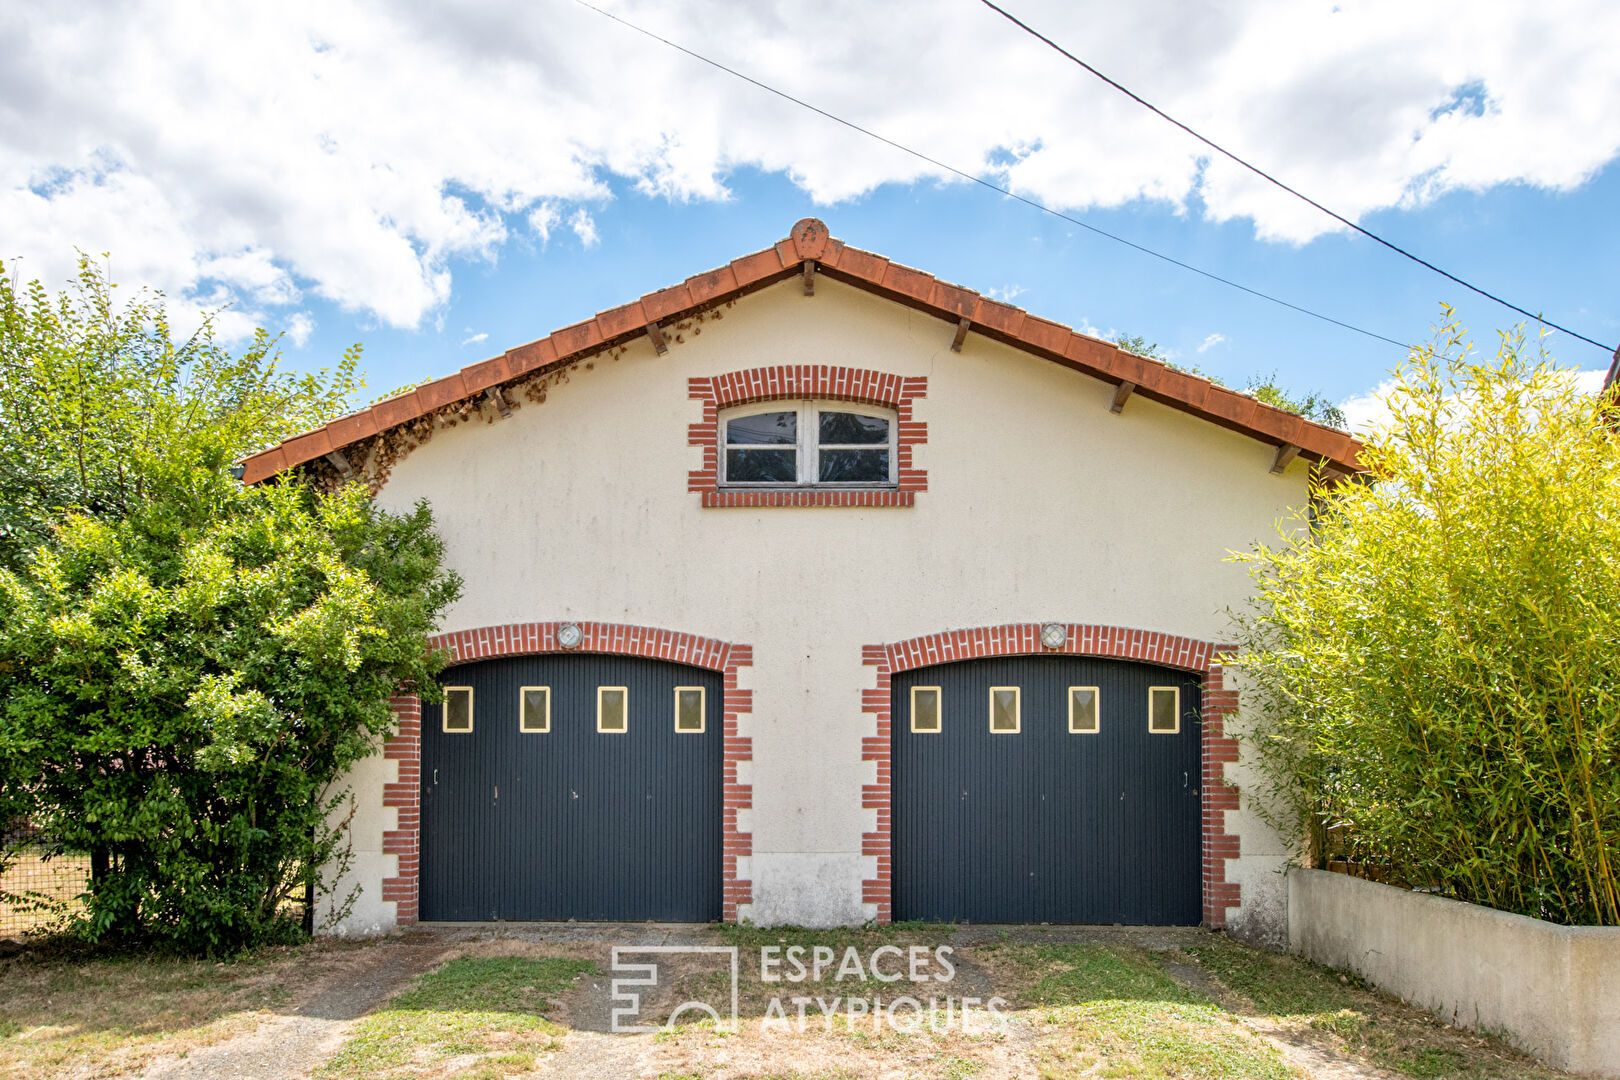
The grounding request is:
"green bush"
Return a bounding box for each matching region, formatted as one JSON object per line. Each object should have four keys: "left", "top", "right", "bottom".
{"left": 0, "top": 257, "right": 460, "bottom": 951}
{"left": 1232, "top": 316, "right": 1620, "bottom": 926}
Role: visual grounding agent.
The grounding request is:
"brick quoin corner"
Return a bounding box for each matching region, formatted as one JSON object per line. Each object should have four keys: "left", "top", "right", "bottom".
{"left": 381, "top": 622, "right": 755, "bottom": 925}
{"left": 688, "top": 365, "right": 927, "bottom": 508}
{"left": 860, "top": 624, "right": 1242, "bottom": 927}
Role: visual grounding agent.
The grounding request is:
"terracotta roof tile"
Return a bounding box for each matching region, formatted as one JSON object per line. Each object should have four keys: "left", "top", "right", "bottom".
{"left": 791, "top": 217, "right": 831, "bottom": 260}
{"left": 686, "top": 266, "right": 739, "bottom": 304}
{"left": 594, "top": 300, "right": 646, "bottom": 341}
{"left": 727, "top": 250, "right": 783, "bottom": 288}
{"left": 971, "top": 297, "right": 1026, "bottom": 336}
{"left": 930, "top": 281, "right": 977, "bottom": 319}
{"left": 415, "top": 373, "right": 467, "bottom": 412}
{"left": 641, "top": 284, "right": 692, "bottom": 323}
{"left": 507, "top": 338, "right": 557, "bottom": 375}
{"left": 240, "top": 218, "right": 1363, "bottom": 481}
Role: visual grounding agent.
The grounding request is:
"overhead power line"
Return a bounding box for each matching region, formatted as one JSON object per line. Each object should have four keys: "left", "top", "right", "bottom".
{"left": 978, "top": 0, "right": 1616, "bottom": 355}
{"left": 573, "top": 0, "right": 1410, "bottom": 351}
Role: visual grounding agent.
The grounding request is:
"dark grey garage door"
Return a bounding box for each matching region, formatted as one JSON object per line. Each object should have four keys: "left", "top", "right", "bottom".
{"left": 892, "top": 655, "right": 1202, "bottom": 925}
{"left": 420, "top": 654, "right": 723, "bottom": 922}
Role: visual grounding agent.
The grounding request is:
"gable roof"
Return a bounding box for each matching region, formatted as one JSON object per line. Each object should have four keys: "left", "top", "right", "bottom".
{"left": 242, "top": 217, "right": 1362, "bottom": 484}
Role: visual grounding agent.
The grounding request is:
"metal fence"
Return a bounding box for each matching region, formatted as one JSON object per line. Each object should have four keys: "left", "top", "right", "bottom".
{"left": 0, "top": 822, "right": 89, "bottom": 938}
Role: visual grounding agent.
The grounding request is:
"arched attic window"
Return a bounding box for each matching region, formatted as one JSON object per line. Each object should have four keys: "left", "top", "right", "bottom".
{"left": 720, "top": 402, "right": 896, "bottom": 488}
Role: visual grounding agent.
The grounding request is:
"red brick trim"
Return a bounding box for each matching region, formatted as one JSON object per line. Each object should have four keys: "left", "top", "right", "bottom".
{"left": 381, "top": 621, "right": 754, "bottom": 925}
{"left": 687, "top": 365, "right": 927, "bottom": 508}
{"left": 860, "top": 624, "right": 1242, "bottom": 928}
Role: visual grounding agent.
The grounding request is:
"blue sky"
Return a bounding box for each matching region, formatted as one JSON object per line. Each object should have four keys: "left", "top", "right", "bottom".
{"left": 319, "top": 161, "right": 1620, "bottom": 414}
{"left": 5, "top": 0, "right": 1618, "bottom": 431}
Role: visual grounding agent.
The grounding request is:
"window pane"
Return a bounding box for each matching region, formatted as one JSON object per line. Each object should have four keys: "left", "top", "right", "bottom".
{"left": 1150, "top": 687, "right": 1180, "bottom": 733}
{"left": 990, "top": 688, "right": 1020, "bottom": 732}
{"left": 726, "top": 411, "right": 797, "bottom": 445}
{"left": 599, "top": 687, "right": 627, "bottom": 732}
{"left": 726, "top": 448, "right": 797, "bottom": 483}
{"left": 676, "top": 687, "right": 705, "bottom": 732}
{"left": 819, "top": 411, "right": 889, "bottom": 444}
{"left": 1069, "top": 687, "right": 1099, "bottom": 733}
{"left": 911, "top": 687, "right": 940, "bottom": 733}
{"left": 818, "top": 448, "right": 888, "bottom": 483}
{"left": 521, "top": 687, "right": 549, "bottom": 732}
{"left": 444, "top": 688, "right": 472, "bottom": 732}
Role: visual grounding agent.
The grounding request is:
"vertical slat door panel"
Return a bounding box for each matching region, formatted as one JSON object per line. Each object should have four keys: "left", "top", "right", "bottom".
{"left": 892, "top": 656, "right": 1202, "bottom": 925}
{"left": 421, "top": 654, "right": 723, "bottom": 921}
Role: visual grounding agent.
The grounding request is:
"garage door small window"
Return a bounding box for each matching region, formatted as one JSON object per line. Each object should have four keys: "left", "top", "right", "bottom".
{"left": 1068, "top": 687, "right": 1100, "bottom": 734}
{"left": 674, "top": 686, "right": 706, "bottom": 733}
{"left": 910, "top": 686, "right": 941, "bottom": 733}
{"left": 598, "top": 687, "right": 628, "bottom": 733}
{"left": 1149, "top": 686, "right": 1181, "bottom": 734}
{"left": 443, "top": 687, "right": 473, "bottom": 733}
{"left": 989, "top": 687, "right": 1020, "bottom": 733}
{"left": 520, "top": 687, "right": 550, "bottom": 733}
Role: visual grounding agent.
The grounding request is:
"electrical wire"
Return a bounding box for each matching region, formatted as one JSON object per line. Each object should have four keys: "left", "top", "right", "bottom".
{"left": 572, "top": 0, "right": 1412, "bottom": 350}
{"left": 978, "top": 0, "right": 1616, "bottom": 355}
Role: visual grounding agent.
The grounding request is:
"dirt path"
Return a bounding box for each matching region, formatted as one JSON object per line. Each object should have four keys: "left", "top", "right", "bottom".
{"left": 1159, "top": 954, "right": 1406, "bottom": 1080}
{"left": 123, "top": 935, "right": 449, "bottom": 1080}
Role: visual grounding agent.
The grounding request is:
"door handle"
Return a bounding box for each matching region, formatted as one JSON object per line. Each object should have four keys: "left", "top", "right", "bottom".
{"left": 433, "top": 768, "right": 438, "bottom": 785}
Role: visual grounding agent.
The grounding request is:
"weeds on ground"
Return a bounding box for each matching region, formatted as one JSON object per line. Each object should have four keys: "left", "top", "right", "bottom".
{"left": 316, "top": 955, "right": 593, "bottom": 1079}
{"left": 1189, "top": 940, "right": 1563, "bottom": 1080}
{"left": 1002, "top": 944, "right": 1293, "bottom": 1080}
{"left": 0, "top": 939, "right": 344, "bottom": 1080}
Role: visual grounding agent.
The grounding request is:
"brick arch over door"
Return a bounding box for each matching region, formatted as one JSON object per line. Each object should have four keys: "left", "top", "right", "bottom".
{"left": 861, "top": 624, "right": 1241, "bottom": 927}
{"left": 382, "top": 621, "right": 755, "bottom": 924}
{"left": 688, "top": 365, "right": 928, "bottom": 507}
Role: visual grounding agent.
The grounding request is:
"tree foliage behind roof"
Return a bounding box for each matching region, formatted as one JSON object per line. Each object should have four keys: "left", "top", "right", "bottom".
{"left": 1230, "top": 314, "right": 1620, "bottom": 926}
{"left": 1112, "top": 333, "right": 1347, "bottom": 429}
{"left": 0, "top": 255, "right": 363, "bottom": 570}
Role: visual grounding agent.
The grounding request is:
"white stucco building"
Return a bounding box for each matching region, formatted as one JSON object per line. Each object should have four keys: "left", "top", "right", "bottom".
{"left": 244, "top": 219, "right": 1361, "bottom": 944}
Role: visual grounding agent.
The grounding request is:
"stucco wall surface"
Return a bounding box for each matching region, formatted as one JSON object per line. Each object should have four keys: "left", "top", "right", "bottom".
{"left": 1289, "top": 868, "right": 1620, "bottom": 1077}
{"left": 322, "top": 276, "right": 1310, "bottom": 935}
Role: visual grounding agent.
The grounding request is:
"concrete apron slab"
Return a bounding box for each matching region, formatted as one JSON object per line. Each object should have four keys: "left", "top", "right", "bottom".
{"left": 415, "top": 921, "right": 1216, "bottom": 954}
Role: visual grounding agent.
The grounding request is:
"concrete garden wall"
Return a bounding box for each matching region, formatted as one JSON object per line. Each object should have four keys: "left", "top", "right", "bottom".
{"left": 1289, "top": 867, "right": 1620, "bottom": 1077}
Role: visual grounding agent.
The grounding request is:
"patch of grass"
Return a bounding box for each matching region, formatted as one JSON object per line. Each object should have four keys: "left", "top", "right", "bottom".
{"left": 1022, "top": 944, "right": 1209, "bottom": 1007}
{"left": 316, "top": 955, "right": 593, "bottom": 1079}
{"left": 990, "top": 944, "right": 1292, "bottom": 1080}
{"left": 1189, "top": 939, "right": 1564, "bottom": 1080}
{"left": 0, "top": 940, "right": 343, "bottom": 1080}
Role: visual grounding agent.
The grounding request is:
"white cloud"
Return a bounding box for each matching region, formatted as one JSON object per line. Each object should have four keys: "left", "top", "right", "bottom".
{"left": 461, "top": 329, "right": 489, "bottom": 346}
{"left": 986, "top": 284, "right": 1025, "bottom": 302}
{"left": 1339, "top": 367, "right": 1612, "bottom": 437}
{"left": 2, "top": 0, "right": 1616, "bottom": 330}
{"left": 286, "top": 311, "right": 316, "bottom": 347}
{"left": 1197, "top": 332, "right": 1226, "bottom": 354}
{"left": 569, "top": 208, "right": 599, "bottom": 249}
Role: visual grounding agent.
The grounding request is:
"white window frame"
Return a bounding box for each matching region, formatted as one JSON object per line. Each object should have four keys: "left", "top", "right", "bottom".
{"left": 673, "top": 686, "right": 707, "bottom": 733}
{"left": 442, "top": 686, "right": 474, "bottom": 734}
{"left": 598, "top": 686, "right": 629, "bottom": 734}
{"left": 910, "top": 686, "right": 942, "bottom": 734}
{"left": 988, "top": 686, "right": 1021, "bottom": 734}
{"left": 1068, "top": 686, "right": 1101, "bottom": 734}
{"left": 1148, "top": 686, "right": 1181, "bottom": 734}
{"left": 719, "top": 401, "right": 897, "bottom": 488}
{"left": 519, "top": 686, "right": 550, "bottom": 734}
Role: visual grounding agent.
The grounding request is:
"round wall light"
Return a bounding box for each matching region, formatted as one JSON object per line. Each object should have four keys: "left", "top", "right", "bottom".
{"left": 1040, "top": 622, "right": 1068, "bottom": 650}
{"left": 557, "top": 622, "right": 583, "bottom": 650}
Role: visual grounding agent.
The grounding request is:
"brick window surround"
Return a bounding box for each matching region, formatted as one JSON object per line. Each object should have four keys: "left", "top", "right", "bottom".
{"left": 381, "top": 622, "right": 754, "bottom": 925}
{"left": 860, "top": 624, "right": 1242, "bottom": 927}
{"left": 688, "top": 365, "right": 927, "bottom": 507}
